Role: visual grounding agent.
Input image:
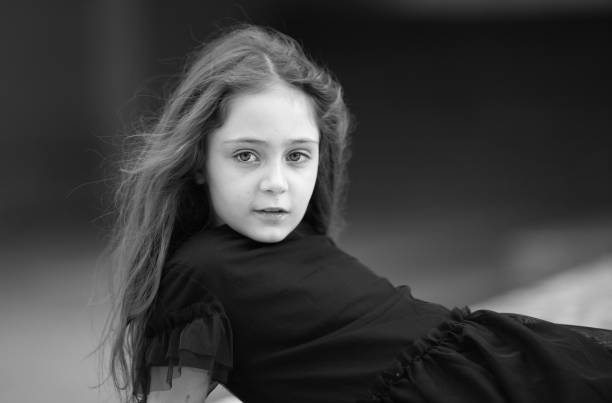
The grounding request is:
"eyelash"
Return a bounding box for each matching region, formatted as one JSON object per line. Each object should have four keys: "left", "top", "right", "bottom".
{"left": 233, "top": 151, "right": 311, "bottom": 164}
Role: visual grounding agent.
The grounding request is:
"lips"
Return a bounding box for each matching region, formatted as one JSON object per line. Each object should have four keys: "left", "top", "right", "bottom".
{"left": 256, "top": 207, "right": 289, "bottom": 213}
{"left": 254, "top": 207, "right": 289, "bottom": 222}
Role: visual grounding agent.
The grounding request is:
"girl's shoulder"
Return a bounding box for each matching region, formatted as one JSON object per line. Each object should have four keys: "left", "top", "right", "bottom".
{"left": 170, "top": 224, "right": 244, "bottom": 266}
{"left": 160, "top": 225, "right": 243, "bottom": 291}
{"left": 154, "top": 227, "right": 237, "bottom": 318}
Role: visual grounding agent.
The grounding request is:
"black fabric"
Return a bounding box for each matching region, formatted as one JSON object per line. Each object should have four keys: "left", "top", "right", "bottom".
{"left": 143, "top": 221, "right": 612, "bottom": 403}
{"left": 142, "top": 262, "right": 233, "bottom": 393}
{"left": 361, "top": 308, "right": 612, "bottom": 403}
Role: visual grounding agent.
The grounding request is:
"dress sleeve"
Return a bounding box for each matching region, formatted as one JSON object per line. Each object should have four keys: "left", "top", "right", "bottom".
{"left": 139, "top": 262, "right": 233, "bottom": 395}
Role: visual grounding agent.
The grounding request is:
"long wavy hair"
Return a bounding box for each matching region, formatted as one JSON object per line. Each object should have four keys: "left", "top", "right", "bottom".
{"left": 100, "top": 25, "right": 352, "bottom": 402}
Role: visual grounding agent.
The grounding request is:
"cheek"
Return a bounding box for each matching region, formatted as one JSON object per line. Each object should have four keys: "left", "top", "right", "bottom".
{"left": 296, "top": 167, "right": 319, "bottom": 200}
{"left": 308, "top": 163, "right": 319, "bottom": 189}
{"left": 207, "top": 160, "right": 243, "bottom": 197}
{"left": 213, "top": 180, "right": 249, "bottom": 203}
{"left": 217, "top": 174, "right": 255, "bottom": 205}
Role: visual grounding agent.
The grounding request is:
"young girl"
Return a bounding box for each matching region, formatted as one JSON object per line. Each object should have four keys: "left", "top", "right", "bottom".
{"left": 102, "top": 25, "right": 612, "bottom": 403}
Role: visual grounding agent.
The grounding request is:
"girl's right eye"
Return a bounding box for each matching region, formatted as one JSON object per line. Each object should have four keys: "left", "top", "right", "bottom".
{"left": 234, "top": 151, "right": 258, "bottom": 163}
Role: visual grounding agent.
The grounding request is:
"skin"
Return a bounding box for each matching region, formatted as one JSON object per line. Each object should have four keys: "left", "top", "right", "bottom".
{"left": 147, "top": 367, "right": 209, "bottom": 403}
{"left": 198, "top": 81, "right": 320, "bottom": 243}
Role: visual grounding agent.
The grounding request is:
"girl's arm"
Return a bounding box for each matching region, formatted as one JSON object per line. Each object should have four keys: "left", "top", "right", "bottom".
{"left": 147, "top": 367, "right": 211, "bottom": 403}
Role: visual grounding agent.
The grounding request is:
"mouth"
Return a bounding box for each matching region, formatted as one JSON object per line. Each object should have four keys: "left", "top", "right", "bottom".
{"left": 256, "top": 207, "right": 289, "bottom": 213}
{"left": 254, "top": 207, "right": 289, "bottom": 219}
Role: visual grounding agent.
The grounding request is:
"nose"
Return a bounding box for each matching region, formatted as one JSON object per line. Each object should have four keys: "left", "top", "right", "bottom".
{"left": 259, "top": 160, "right": 288, "bottom": 194}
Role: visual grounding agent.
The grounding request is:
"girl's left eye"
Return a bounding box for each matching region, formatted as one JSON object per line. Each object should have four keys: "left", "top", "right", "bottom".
{"left": 287, "top": 152, "right": 309, "bottom": 163}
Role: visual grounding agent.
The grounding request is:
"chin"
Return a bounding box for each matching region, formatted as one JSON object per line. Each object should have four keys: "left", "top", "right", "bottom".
{"left": 239, "top": 220, "right": 298, "bottom": 243}
{"left": 249, "top": 228, "right": 290, "bottom": 243}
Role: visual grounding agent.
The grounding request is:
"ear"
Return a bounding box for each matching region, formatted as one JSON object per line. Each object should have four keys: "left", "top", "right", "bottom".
{"left": 194, "top": 168, "right": 206, "bottom": 184}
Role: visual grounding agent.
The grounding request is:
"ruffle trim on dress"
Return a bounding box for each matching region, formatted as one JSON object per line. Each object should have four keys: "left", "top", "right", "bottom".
{"left": 138, "top": 299, "right": 234, "bottom": 396}
{"left": 501, "top": 312, "right": 612, "bottom": 353}
{"left": 357, "top": 306, "right": 472, "bottom": 403}
{"left": 145, "top": 292, "right": 227, "bottom": 333}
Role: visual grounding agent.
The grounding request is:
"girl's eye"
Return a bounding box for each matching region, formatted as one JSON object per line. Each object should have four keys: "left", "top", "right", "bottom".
{"left": 287, "top": 151, "right": 309, "bottom": 163}
{"left": 234, "top": 151, "right": 258, "bottom": 163}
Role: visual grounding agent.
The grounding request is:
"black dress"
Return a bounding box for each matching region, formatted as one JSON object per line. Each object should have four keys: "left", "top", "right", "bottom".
{"left": 140, "top": 221, "right": 612, "bottom": 403}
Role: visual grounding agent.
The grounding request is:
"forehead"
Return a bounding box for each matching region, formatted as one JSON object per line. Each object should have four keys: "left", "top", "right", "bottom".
{"left": 212, "top": 82, "right": 319, "bottom": 144}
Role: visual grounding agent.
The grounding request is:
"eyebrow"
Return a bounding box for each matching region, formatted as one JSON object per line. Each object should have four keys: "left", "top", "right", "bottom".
{"left": 222, "top": 138, "right": 319, "bottom": 145}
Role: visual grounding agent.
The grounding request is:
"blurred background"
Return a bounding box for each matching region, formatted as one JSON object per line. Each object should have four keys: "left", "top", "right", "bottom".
{"left": 1, "top": 1, "right": 611, "bottom": 402}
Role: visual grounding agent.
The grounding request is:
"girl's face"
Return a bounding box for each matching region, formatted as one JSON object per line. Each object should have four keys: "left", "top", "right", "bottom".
{"left": 202, "top": 82, "right": 320, "bottom": 243}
